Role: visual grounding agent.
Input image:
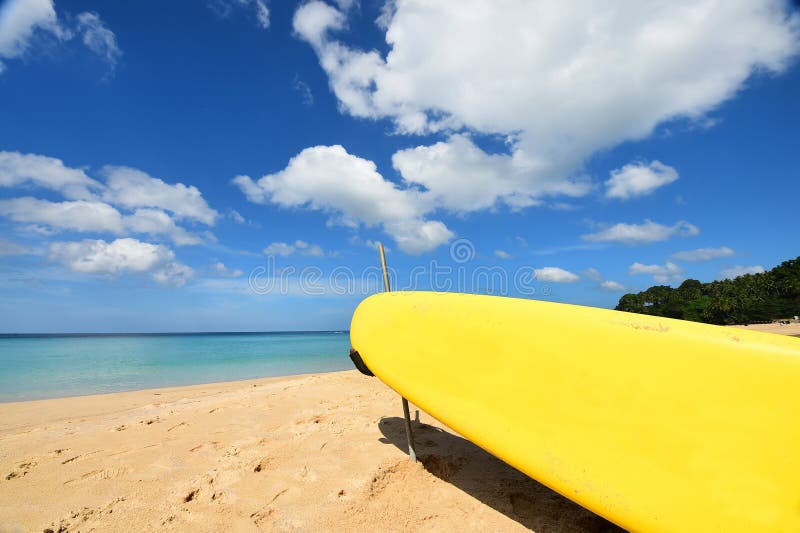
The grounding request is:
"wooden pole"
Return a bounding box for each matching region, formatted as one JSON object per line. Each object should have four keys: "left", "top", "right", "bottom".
{"left": 377, "top": 243, "right": 417, "bottom": 462}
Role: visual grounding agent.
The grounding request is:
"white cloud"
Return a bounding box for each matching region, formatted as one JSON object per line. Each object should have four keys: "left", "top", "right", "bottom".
{"left": 720, "top": 265, "right": 766, "bottom": 280}
{"left": 295, "top": 0, "right": 800, "bottom": 210}
{"left": 210, "top": 261, "right": 244, "bottom": 278}
{"left": 0, "top": 198, "right": 203, "bottom": 245}
{"left": 209, "top": 0, "right": 270, "bottom": 29}
{"left": 392, "top": 134, "right": 589, "bottom": 212}
{"left": 0, "top": 197, "right": 125, "bottom": 233}
{"left": 583, "top": 220, "right": 699, "bottom": 245}
{"left": 0, "top": 1, "right": 120, "bottom": 76}
{"left": 263, "top": 240, "right": 325, "bottom": 257}
{"left": 76, "top": 12, "right": 121, "bottom": 73}
{"left": 583, "top": 267, "right": 603, "bottom": 282}
{"left": 125, "top": 208, "right": 204, "bottom": 246}
{"left": 293, "top": 1, "right": 345, "bottom": 48}
{"left": 234, "top": 145, "right": 453, "bottom": 254}
{"left": 263, "top": 242, "right": 295, "bottom": 257}
{"left": 605, "top": 160, "right": 678, "bottom": 200}
{"left": 102, "top": 166, "right": 218, "bottom": 225}
{"left": 293, "top": 76, "right": 314, "bottom": 106}
{"left": 0, "top": 155, "right": 217, "bottom": 231}
{"left": 151, "top": 261, "right": 194, "bottom": 287}
{"left": 332, "top": 0, "right": 358, "bottom": 11}
{"left": 534, "top": 267, "right": 580, "bottom": 283}
{"left": 0, "top": 239, "right": 31, "bottom": 256}
{"left": 0, "top": 0, "right": 65, "bottom": 64}
{"left": 228, "top": 210, "right": 246, "bottom": 224}
{"left": 672, "top": 246, "right": 734, "bottom": 262}
{"left": 0, "top": 151, "right": 101, "bottom": 200}
{"left": 359, "top": 239, "right": 386, "bottom": 252}
{"left": 252, "top": 0, "right": 270, "bottom": 28}
{"left": 629, "top": 261, "right": 684, "bottom": 284}
{"left": 600, "top": 280, "right": 626, "bottom": 292}
{"left": 294, "top": 240, "right": 324, "bottom": 257}
{"left": 494, "top": 249, "right": 512, "bottom": 259}
{"left": 48, "top": 238, "right": 193, "bottom": 286}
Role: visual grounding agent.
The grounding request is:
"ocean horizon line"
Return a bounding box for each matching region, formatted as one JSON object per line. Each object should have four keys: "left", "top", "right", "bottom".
{"left": 0, "top": 330, "right": 350, "bottom": 339}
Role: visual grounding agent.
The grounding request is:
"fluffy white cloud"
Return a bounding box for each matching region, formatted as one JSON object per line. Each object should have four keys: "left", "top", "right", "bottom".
{"left": 0, "top": 1, "right": 120, "bottom": 75}
{"left": 630, "top": 261, "right": 684, "bottom": 284}
{"left": 494, "top": 249, "right": 512, "bottom": 259}
{"left": 605, "top": 161, "right": 678, "bottom": 200}
{"left": 234, "top": 145, "right": 453, "bottom": 254}
{"left": 262, "top": 242, "right": 295, "bottom": 257}
{"left": 392, "top": 134, "right": 589, "bottom": 212}
{"left": 210, "top": 261, "right": 244, "bottom": 278}
{"left": 601, "top": 280, "right": 626, "bottom": 292}
{"left": 583, "top": 220, "right": 699, "bottom": 245}
{"left": 208, "top": 0, "right": 270, "bottom": 29}
{"left": 0, "top": 0, "right": 65, "bottom": 65}
{"left": 293, "top": 1, "right": 346, "bottom": 48}
{"left": 49, "top": 237, "right": 169, "bottom": 274}
{"left": 125, "top": 208, "right": 204, "bottom": 246}
{"left": 672, "top": 246, "right": 734, "bottom": 262}
{"left": 263, "top": 240, "right": 325, "bottom": 257}
{"left": 102, "top": 166, "right": 218, "bottom": 225}
{"left": 534, "top": 267, "right": 580, "bottom": 283}
{"left": 720, "top": 265, "right": 766, "bottom": 280}
{"left": 0, "top": 197, "right": 124, "bottom": 233}
{"left": 0, "top": 154, "right": 217, "bottom": 231}
{"left": 293, "top": 240, "right": 324, "bottom": 257}
{"left": 0, "top": 151, "right": 102, "bottom": 200}
{"left": 0, "top": 197, "right": 203, "bottom": 245}
{"left": 295, "top": 0, "right": 799, "bottom": 210}
{"left": 76, "top": 12, "right": 121, "bottom": 73}
{"left": 48, "top": 238, "right": 192, "bottom": 286}
{"left": 151, "top": 261, "right": 194, "bottom": 287}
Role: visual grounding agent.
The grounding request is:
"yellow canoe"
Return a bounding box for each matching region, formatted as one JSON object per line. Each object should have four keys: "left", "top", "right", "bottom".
{"left": 349, "top": 291, "right": 800, "bottom": 532}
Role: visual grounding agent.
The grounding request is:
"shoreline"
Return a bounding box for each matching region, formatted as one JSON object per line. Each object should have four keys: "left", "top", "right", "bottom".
{"left": 0, "top": 370, "right": 618, "bottom": 532}
{"left": 4, "top": 321, "right": 797, "bottom": 405}
{"left": 0, "top": 372, "right": 324, "bottom": 433}
{"left": 0, "top": 368, "right": 346, "bottom": 406}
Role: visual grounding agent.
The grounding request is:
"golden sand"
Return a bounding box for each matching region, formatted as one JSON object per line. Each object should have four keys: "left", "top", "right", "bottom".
{"left": 0, "top": 370, "right": 619, "bottom": 532}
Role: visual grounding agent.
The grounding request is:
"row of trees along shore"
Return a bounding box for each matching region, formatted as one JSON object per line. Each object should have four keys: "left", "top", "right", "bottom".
{"left": 615, "top": 256, "right": 800, "bottom": 325}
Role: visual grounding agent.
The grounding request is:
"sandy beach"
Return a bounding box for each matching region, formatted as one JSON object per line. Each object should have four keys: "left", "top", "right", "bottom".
{"left": 730, "top": 322, "right": 800, "bottom": 336}
{"left": 0, "top": 370, "right": 620, "bottom": 532}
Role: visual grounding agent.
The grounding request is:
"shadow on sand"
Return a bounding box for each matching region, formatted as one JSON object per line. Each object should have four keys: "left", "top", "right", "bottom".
{"left": 378, "top": 415, "right": 626, "bottom": 533}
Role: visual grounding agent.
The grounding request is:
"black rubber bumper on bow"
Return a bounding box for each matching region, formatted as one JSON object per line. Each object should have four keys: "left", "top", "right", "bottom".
{"left": 349, "top": 348, "right": 374, "bottom": 377}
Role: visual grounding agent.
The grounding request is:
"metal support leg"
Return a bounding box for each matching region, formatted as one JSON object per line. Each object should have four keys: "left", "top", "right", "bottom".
{"left": 402, "top": 397, "right": 418, "bottom": 462}
{"left": 378, "top": 242, "right": 417, "bottom": 462}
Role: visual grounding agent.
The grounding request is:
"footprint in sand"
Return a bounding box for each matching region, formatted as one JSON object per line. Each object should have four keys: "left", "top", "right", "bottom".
{"left": 5, "top": 460, "right": 37, "bottom": 480}
{"left": 46, "top": 496, "right": 127, "bottom": 532}
{"left": 60, "top": 450, "right": 101, "bottom": 465}
{"left": 167, "top": 422, "right": 188, "bottom": 432}
{"left": 253, "top": 458, "right": 271, "bottom": 473}
{"left": 183, "top": 488, "right": 200, "bottom": 503}
{"left": 64, "top": 467, "right": 129, "bottom": 485}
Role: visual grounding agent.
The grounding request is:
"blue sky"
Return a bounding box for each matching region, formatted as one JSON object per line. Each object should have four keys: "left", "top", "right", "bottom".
{"left": 0, "top": 0, "right": 799, "bottom": 332}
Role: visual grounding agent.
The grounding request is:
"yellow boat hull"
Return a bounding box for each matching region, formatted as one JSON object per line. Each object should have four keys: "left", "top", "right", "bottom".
{"left": 349, "top": 292, "right": 800, "bottom": 532}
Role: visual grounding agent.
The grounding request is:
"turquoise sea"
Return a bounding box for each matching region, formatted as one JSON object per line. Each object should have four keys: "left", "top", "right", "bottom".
{"left": 0, "top": 332, "right": 352, "bottom": 402}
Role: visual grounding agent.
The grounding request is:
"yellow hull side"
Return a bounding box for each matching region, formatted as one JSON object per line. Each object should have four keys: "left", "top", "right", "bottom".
{"left": 349, "top": 292, "right": 800, "bottom": 532}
